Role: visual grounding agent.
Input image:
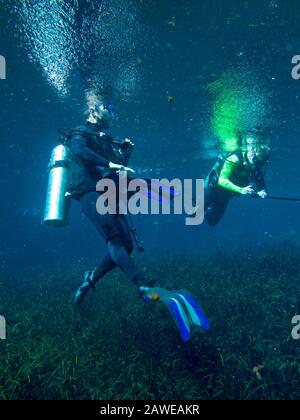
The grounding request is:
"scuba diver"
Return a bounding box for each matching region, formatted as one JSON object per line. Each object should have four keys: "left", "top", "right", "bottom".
{"left": 63, "top": 103, "right": 209, "bottom": 342}
{"left": 204, "top": 134, "right": 271, "bottom": 227}
{"left": 68, "top": 104, "right": 147, "bottom": 302}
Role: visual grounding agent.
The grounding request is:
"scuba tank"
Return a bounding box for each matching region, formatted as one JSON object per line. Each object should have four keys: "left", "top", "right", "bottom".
{"left": 43, "top": 144, "right": 71, "bottom": 227}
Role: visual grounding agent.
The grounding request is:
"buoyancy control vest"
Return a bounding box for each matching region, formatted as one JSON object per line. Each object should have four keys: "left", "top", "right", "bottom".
{"left": 60, "top": 127, "right": 131, "bottom": 197}
{"left": 206, "top": 150, "right": 244, "bottom": 192}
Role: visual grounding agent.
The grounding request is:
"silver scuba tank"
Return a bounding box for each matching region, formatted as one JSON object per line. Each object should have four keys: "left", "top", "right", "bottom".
{"left": 43, "top": 144, "right": 71, "bottom": 227}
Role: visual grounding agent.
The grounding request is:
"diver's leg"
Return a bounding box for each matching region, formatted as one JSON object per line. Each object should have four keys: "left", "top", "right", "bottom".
{"left": 93, "top": 253, "right": 117, "bottom": 282}
{"left": 107, "top": 214, "right": 145, "bottom": 286}
{"left": 115, "top": 214, "right": 134, "bottom": 254}
{"left": 75, "top": 193, "right": 119, "bottom": 303}
{"left": 75, "top": 244, "right": 119, "bottom": 304}
{"left": 204, "top": 176, "right": 212, "bottom": 212}
{"left": 92, "top": 215, "right": 135, "bottom": 284}
{"left": 206, "top": 196, "right": 230, "bottom": 227}
{"left": 76, "top": 192, "right": 147, "bottom": 304}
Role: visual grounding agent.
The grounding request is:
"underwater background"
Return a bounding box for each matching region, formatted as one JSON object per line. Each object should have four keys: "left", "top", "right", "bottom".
{"left": 0, "top": 0, "right": 300, "bottom": 400}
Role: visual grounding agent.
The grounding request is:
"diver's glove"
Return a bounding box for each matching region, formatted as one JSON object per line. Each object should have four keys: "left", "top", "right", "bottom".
{"left": 75, "top": 270, "right": 96, "bottom": 305}
{"left": 257, "top": 190, "right": 267, "bottom": 199}
{"left": 109, "top": 162, "right": 135, "bottom": 174}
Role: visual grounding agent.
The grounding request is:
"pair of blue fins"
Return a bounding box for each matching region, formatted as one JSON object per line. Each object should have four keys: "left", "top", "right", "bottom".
{"left": 139, "top": 286, "right": 210, "bottom": 342}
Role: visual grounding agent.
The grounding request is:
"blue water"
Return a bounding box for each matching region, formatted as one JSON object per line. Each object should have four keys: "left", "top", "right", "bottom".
{"left": 0, "top": 0, "right": 300, "bottom": 400}
{"left": 0, "top": 1, "right": 299, "bottom": 268}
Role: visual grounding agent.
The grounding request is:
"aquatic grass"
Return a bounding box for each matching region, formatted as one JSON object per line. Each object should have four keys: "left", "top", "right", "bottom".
{"left": 0, "top": 244, "right": 300, "bottom": 400}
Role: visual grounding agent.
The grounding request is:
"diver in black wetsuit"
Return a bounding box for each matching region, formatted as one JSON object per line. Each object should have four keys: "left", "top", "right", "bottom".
{"left": 69, "top": 104, "right": 150, "bottom": 304}
{"left": 65, "top": 105, "right": 211, "bottom": 342}
{"left": 204, "top": 135, "right": 271, "bottom": 227}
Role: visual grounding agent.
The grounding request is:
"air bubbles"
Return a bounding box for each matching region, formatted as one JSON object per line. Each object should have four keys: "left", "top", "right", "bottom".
{"left": 8, "top": 0, "right": 144, "bottom": 105}
{"left": 11, "top": 0, "right": 78, "bottom": 96}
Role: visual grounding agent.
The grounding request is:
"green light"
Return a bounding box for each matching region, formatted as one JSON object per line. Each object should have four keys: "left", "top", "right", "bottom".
{"left": 209, "top": 84, "right": 242, "bottom": 152}
{"left": 208, "top": 66, "right": 271, "bottom": 153}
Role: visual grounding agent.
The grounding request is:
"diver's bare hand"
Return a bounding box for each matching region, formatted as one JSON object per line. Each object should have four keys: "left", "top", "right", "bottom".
{"left": 109, "top": 162, "right": 135, "bottom": 174}
{"left": 257, "top": 190, "right": 267, "bottom": 199}
{"left": 241, "top": 186, "right": 256, "bottom": 196}
{"left": 123, "top": 138, "right": 135, "bottom": 148}
{"left": 119, "top": 166, "right": 135, "bottom": 175}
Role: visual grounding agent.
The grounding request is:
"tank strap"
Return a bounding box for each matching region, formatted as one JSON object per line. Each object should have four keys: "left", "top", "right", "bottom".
{"left": 48, "top": 160, "right": 70, "bottom": 171}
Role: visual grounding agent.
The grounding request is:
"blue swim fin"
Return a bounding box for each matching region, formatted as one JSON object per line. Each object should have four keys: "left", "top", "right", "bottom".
{"left": 140, "top": 287, "right": 210, "bottom": 342}
{"left": 174, "top": 290, "right": 210, "bottom": 333}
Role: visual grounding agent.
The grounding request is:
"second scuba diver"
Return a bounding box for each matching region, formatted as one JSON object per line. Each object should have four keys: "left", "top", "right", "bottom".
{"left": 64, "top": 103, "right": 209, "bottom": 342}
{"left": 204, "top": 133, "right": 271, "bottom": 227}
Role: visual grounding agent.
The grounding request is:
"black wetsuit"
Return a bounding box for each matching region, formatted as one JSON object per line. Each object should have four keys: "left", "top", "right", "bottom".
{"left": 69, "top": 122, "right": 146, "bottom": 287}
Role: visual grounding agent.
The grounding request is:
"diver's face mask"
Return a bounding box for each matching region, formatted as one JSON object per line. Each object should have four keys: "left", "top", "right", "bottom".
{"left": 245, "top": 135, "right": 270, "bottom": 165}
{"left": 90, "top": 104, "right": 114, "bottom": 129}
{"left": 96, "top": 104, "right": 114, "bottom": 129}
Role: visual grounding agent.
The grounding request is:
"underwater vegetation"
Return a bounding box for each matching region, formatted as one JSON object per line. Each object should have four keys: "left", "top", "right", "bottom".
{"left": 0, "top": 244, "right": 299, "bottom": 400}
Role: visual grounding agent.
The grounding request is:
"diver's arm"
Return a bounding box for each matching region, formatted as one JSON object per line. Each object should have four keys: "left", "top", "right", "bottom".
{"left": 218, "top": 156, "right": 244, "bottom": 194}
{"left": 120, "top": 139, "right": 134, "bottom": 166}
{"left": 71, "top": 132, "right": 110, "bottom": 167}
